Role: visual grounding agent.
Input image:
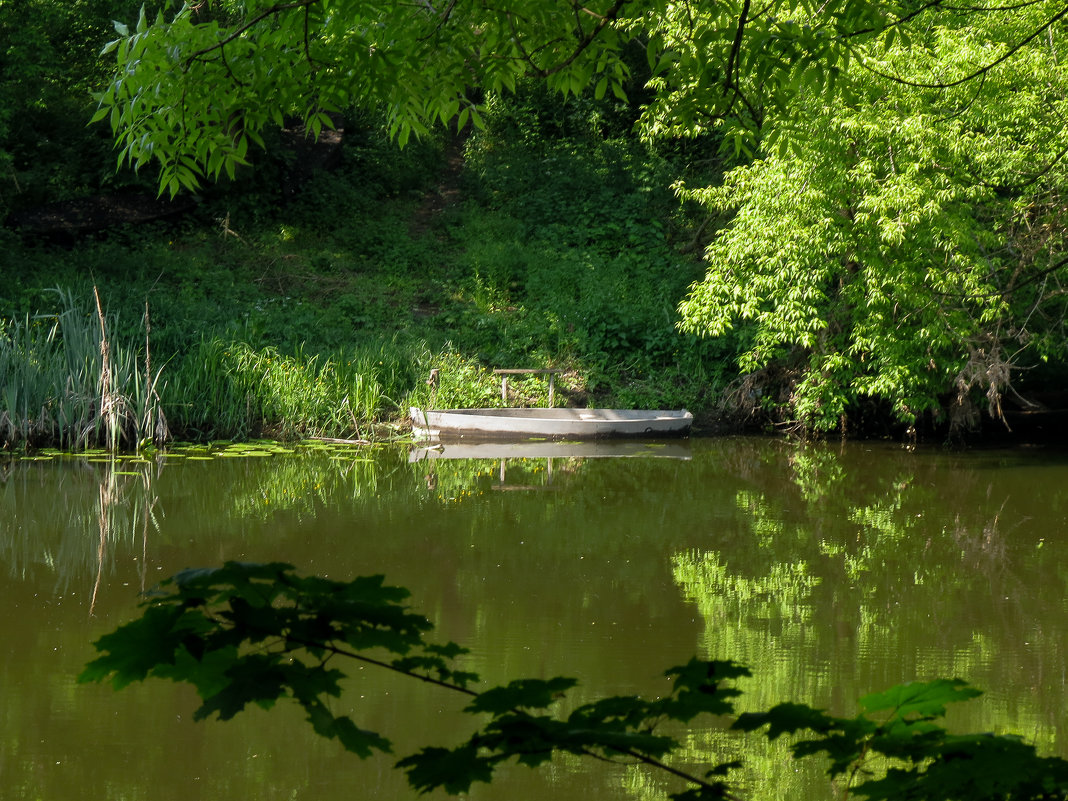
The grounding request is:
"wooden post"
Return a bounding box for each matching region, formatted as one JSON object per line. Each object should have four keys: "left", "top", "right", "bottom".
{"left": 492, "top": 368, "right": 563, "bottom": 408}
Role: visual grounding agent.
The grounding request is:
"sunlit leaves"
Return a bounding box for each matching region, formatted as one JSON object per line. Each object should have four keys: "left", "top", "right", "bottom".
{"left": 94, "top": 0, "right": 642, "bottom": 192}
{"left": 91, "top": 0, "right": 964, "bottom": 194}
{"left": 859, "top": 679, "right": 983, "bottom": 723}
{"left": 677, "top": 3, "right": 1068, "bottom": 432}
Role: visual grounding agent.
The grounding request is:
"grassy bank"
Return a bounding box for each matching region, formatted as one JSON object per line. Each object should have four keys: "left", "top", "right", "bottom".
{"left": 1, "top": 97, "right": 734, "bottom": 451}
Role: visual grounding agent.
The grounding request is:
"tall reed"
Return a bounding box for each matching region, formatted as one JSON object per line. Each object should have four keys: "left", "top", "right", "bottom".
{"left": 0, "top": 289, "right": 167, "bottom": 451}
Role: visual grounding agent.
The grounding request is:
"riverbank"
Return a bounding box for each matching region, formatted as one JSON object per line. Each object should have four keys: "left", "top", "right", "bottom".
{"left": 2, "top": 109, "right": 736, "bottom": 451}
{"left": 3, "top": 98, "right": 1055, "bottom": 451}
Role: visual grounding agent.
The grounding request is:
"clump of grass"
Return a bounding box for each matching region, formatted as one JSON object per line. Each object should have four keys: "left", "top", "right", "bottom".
{"left": 0, "top": 289, "right": 166, "bottom": 452}
{"left": 166, "top": 338, "right": 393, "bottom": 440}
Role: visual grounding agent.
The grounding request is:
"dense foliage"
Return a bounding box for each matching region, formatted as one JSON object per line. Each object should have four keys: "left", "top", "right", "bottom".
{"left": 91, "top": 0, "right": 910, "bottom": 194}
{"left": 81, "top": 561, "right": 1068, "bottom": 800}
{"left": 0, "top": 0, "right": 152, "bottom": 213}
{"left": 83, "top": 0, "right": 1068, "bottom": 437}
{"left": 1, "top": 95, "right": 725, "bottom": 448}
{"left": 677, "top": 5, "right": 1068, "bottom": 434}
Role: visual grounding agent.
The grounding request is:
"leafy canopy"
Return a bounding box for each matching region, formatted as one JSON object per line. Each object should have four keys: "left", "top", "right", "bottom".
{"left": 95, "top": 0, "right": 943, "bottom": 195}
{"left": 81, "top": 562, "right": 1068, "bottom": 800}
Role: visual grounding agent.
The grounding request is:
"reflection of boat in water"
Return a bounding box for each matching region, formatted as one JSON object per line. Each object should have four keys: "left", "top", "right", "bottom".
{"left": 410, "top": 407, "right": 692, "bottom": 441}
{"left": 409, "top": 440, "right": 692, "bottom": 462}
{"left": 411, "top": 439, "right": 692, "bottom": 491}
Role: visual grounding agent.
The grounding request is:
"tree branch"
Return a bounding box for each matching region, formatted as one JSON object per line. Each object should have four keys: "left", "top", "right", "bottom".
{"left": 841, "top": 0, "right": 944, "bottom": 40}
{"left": 723, "top": 0, "right": 752, "bottom": 98}
{"left": 539, "top": 0, "right": 632, "bottom": 76}
{"left": 853, "top": 4, "right": 1068, "bottom": 89}
{"left": 184, "top": 0, "right": 322, "bottom": 67}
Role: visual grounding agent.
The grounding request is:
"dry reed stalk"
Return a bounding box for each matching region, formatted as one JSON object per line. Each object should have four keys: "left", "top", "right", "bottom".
{"left": 93, "top": 286, "right": 118, "bottom": 450}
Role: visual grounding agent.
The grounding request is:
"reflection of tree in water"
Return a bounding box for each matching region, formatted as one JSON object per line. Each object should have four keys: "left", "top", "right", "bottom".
{"left": 225, "top": 448, "right": 386, "bottom": 521}
{"left": 670, "top": 544, "right": 830, "bottom": 801}
{"left": 665, "top": 441, "right": 1068, "bottom": 801}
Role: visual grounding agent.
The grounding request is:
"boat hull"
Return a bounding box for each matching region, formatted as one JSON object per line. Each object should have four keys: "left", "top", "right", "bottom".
{"left": 410, "top": 407, "right": 692, "bottom": 441}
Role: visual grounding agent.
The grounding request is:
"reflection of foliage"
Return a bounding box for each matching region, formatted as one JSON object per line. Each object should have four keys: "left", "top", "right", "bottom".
{"left": 417, "top": 457, "right": 576, "bottom": 505}
{"left": 787, "top": 449, "right": 847, "bottom": 505}
{"left": 673, "top": 440, "right": 1068, "bottom": 786}
{"left": 0, "top": 455, "right": 160, "bottom": 593}
{"left": 415, "top": 458, "right": 498, "bottom": 506}
{"left": 223, "top": 443, "right": 383, "bottom": 522}
{"left": 9, "top": 437, "right": 1068, "bottom": 799}
{"left": 674, "top": 550, "right": 821, "bottom": 625}
{"left": 734, "top": 490, "right": 785, "bottom": 549}
{"left": 669, "top": 546, "right": 831, "bottom": 801}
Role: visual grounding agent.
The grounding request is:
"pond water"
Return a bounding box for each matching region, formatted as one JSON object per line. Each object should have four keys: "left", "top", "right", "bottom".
{"left": 2, "top": 436, "right": 1066, "bottom": 801}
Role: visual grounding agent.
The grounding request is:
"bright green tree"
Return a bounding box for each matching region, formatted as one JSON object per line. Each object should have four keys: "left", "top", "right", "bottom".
{"left": 676, "top": 4, "right": 1068, "bottom": 433}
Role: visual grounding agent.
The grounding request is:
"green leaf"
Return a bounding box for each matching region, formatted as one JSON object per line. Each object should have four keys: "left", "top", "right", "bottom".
{"left": 306, "top": 706, "right": 391, "bottom": 758}
{"left": 652, "top": 659, "right": 749, "bottom": 721}
{"left": 670, "top": 786, "right": 734, "bottom": 801}
{"left": 397, "top": 745, "right": 497, "bottom": 795}
{"left": 568, "top": 695, "right": 653, "bottom": 729}
{"left": 467, "top": 677, "right": 578, "bottom": 714}
{"left": 856, "top": 734, "right": 1068, "bottom": 801}
{"left": 192, "top": 653, "right": 291, "bottom": 721}
{"left": 732, "top": 702, "right": 836, "bottom": 739}
{"left": 425, "top": 642, "right": 469, "bottom": 659}
{"left": 859, "top": 680, "right": 982, "bottom": 722}
{"left": 79, "top": 605, "right": 191, "bottom": 688}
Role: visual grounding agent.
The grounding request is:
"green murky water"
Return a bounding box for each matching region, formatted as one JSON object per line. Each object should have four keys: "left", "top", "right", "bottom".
{"left": 2, "top": 437, "right": 1066, "bottom": 800}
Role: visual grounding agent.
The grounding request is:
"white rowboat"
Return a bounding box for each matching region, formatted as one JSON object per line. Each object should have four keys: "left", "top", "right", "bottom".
{"left": 410, "top": 407, "right": 692, "bottom": 441}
